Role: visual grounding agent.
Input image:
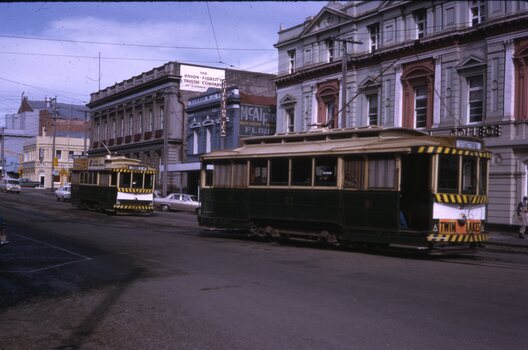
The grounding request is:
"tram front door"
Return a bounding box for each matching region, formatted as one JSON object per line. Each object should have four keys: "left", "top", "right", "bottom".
{"left": 400, "top": 154, "right": 430, "bottom": 230}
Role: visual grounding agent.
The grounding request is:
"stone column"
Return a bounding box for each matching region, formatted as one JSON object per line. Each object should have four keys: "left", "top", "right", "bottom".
{"left": 503, "top": 39, "right": 515, "bottom": 121}
{"left": 393, "top": 64, "right": 402, "bottom": 127}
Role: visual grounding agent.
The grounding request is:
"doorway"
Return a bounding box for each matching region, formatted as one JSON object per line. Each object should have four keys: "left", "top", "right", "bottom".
{"left": 400, "top": 154, "right": 431, "bottom": 230}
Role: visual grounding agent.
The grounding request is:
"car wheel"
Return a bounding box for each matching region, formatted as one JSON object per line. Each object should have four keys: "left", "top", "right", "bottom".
{"left": 161, "top": 204, "right": 170, "bottom": 212}
{"left": 57, "top": 197, "right": 61, "bottom": 201}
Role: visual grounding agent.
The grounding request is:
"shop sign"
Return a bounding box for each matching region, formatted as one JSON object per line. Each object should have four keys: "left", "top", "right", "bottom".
{"left": 450, "top": 124, "right": 501, "bottom": 138}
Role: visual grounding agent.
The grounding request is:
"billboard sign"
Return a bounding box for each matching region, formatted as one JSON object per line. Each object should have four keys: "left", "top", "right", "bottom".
{"left": 239, "top": 105, "right": 276, "bottom": 137}
{"left": 181, "top": 65, "right": 225, "bottom": 92}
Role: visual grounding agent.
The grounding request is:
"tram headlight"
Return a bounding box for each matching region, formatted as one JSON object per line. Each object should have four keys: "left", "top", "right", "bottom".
{"left": 457, "top": 214, "right": 467, "bottom": 227}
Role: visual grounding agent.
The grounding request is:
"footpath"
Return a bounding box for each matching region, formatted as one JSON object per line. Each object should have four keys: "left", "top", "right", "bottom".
{"left": 487, "top": 229, "right": 528, "bottom": 252}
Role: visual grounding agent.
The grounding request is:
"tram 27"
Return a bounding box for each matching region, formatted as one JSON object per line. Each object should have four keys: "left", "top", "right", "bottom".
{"left": 70, "top": 155, "right": 156, "bottom": 215}
{"left": 198, "top": 127, "right": 490, "bottom": 252}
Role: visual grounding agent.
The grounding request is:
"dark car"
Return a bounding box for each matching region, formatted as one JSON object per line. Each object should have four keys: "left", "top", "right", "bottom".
{"left": 19, "top": 178, "right": 41, "bottom": 188}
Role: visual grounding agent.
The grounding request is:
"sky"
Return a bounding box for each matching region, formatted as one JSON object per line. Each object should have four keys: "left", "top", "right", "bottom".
{"left": 0, "top": 1, "right": 327, "bottom": 119}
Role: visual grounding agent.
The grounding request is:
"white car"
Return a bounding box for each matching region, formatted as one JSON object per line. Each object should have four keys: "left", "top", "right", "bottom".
{"left": 0, "top": 178, "right": 21, "bottom": 194}
{"left": 55, "top": 185, "right": 71, "bottom": 201}
{"left": 154, "top": 193, "right": 201, "bottom": 213}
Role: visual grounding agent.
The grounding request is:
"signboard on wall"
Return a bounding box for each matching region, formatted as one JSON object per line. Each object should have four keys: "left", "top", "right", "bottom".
{"left": 180, "top": 65, "right": 225, "bottom": 92}
{"left": 239, "top": 105, "right": 276, "bottom": 137}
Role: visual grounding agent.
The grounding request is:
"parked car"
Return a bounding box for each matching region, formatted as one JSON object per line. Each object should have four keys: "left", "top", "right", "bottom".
{"left": 154, "top": 193, "right": 201, "bottom": 213}
{"left": 18, "top": 178, "right": 41, "bottom": 188}
{"left": 0, "top": 215, "right": 7, "bottom": 247}
{"left": 0, "top": 178, "right": 21, "bottom": 194}
{"left": 55, "top": 185, "right": 71, "bottom": 201}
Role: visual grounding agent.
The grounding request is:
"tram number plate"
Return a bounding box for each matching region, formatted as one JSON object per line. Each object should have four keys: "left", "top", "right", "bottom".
{"left": 438, "top": 219, "right": 481, "bottom": 234}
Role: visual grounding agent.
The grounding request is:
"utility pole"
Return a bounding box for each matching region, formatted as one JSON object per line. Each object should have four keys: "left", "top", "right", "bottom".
{"left": 0, "top": 126, "right": 4, "bottom": 179}
{"left": 83, "top": 110, "right": 88, "bottom": 155}
{"left": 162, "top": 88, "right": 176, "bottom": 197}
{"left": 220, "top": 79, "right": 227, "bottom": 150}
{"left": 49, "top": 97, "right": 58, "bottom": 192}
{"left": 333, "top": 37, "right": 362, "bottom": 128}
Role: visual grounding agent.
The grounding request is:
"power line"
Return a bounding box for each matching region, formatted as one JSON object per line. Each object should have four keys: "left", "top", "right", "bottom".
{"left": 0, "top": 76, "right": 88, "bottom": 103}
{"left": 206, "top": 2, "right": 222, "bottom": 64}
{"left": 0, "top": 34, "right": 275, "bottom": 52}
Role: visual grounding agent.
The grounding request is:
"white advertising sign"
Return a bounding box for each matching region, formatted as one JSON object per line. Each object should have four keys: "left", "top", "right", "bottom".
{"left": 181, "top": 65, "right": 225, "bottom": 92}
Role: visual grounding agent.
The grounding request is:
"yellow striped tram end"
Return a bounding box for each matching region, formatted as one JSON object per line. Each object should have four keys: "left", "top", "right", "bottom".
{"left": 427, "top": 233, "right": 488, "bottom": 243}
{"left": 114, "top": 204, "right": 154, "bottom": 210}
{"left": 434, "top": 193, "right": 488, "bottom": 205}
{"left": 416, "top": 146, "right": 491, "bottom": 159}
{"left": 117, "top": 188, "right": 153, "bottom": 194}
{"left": 112, "top": 168, "right": 157, "bottom": 174}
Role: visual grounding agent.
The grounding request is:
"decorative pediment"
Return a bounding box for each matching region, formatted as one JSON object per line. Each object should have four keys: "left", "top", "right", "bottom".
{"left": 189, "top": 117, "right": 201, "bottom": 129}
{"left": 202, "top": 116, "right": 214, "bottom": 126}
{"left": 359, "top": 76, "right": 381, "bottom": 90}
{"left": 457, "top": 55, "right": 486, "bottom": 72}
{"left": 300, "top": 7, "right": 351, "bottom": 37}
{"left": 280, "top": 94, "right": 297, "bottom": 107}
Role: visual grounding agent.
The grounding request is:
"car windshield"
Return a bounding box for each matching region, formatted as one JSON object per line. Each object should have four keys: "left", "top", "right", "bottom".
{"left": 7, "top": 180, "right": 19, "bottom": 184}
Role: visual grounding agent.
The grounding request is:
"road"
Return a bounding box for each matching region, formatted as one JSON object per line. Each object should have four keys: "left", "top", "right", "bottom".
{"left": 1, "top": 189, "right": 527, "bottom": 350}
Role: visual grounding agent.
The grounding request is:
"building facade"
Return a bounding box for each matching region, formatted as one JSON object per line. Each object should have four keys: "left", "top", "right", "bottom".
{"left": 1, "top": 97, "right": 88, "bottom": 178}
{"left": 87, "top": 62, "right": 275, "bottom": 195}
{"left": 274, "top": 0, "right": 528, "bottom": 227}
{"left": 184, "top": 86, "right": 276, "bottom": 195}
{"left": 22, "top": 133, "right": 87, "bottom": 188}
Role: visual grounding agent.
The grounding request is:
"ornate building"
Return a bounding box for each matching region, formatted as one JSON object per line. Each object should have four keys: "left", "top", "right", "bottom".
{"left": 274, "top": 1, "right": 528, "bottom": 227}
{"left": 87, "top": 62, "right": 275, "bottom": 194}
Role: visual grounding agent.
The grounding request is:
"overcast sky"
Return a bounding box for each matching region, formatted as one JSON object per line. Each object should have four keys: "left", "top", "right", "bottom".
{"left": 0, "top": 1, "right": 326, "bottom": 119}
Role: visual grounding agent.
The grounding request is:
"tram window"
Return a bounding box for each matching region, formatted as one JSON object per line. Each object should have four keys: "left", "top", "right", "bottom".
{"left": 100, "top": 173, "right": 110, "bottom": 187}
{"left": 110, "top": 172, "right": 118, "bottom": 187}
{"left": 120, "top": 173, "right": 132, "bottom": 188}
{"left": 438, "top": 155, "right": 459, "bottom": 193}
{"left": 71, "top": 172, "right": 80, "bottom": 184}
{"left": 132, "top": 173, "right": 143, "bottom": 189}
{"left": 145, "top": 173, "right": 153, "bottom": 189}
{"left": 214, "top": 161, "right": 231, "bottom": 188}
{"left": 291, "top": 158, "right": 312, "bottom": 186}
{"left": 250, "top": 159, "right": 268, "bottom": 186}
{"left": 479, "top": 159, "right": 488, "bottom": 195}
{"left": 204, "top": 162, "right": 213, "bottom": 187}
{"left": 270, "top": 158, "right": 289, "bottom": 186}
{"left": 344, "top": 157, "right": 364, "bottom": 189}
{"left": 368, "top": 158, "right": 395, "bottom": 189}
{"left": 232, "top": 162, "right": 247, "bottom": 188}
{"left": 462, "top": 157, "right": 477, "bottom": 194}
{"left": 315, "top": 157, "right": 337, "bottom": 187}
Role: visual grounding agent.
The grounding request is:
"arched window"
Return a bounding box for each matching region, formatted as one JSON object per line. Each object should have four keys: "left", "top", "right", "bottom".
{"left": 514, "top": 38, "right": 528, "bottom": 120}
{"left": 401, "top": 59, "right": 434, "bottom": 129}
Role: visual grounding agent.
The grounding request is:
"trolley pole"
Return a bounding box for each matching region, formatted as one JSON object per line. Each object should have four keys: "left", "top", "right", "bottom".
{"left": 49, "top": 97, "right": 58, "bottom": 192}
{"left": 333, "top": 37, "right": 362, "bottom": 128}
{"left": 220, "top": 79, "right": 227, "bottom": 150}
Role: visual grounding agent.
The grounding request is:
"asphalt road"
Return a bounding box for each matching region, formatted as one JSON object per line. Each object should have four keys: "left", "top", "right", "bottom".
{"left": 1, "top": 189, "right": 527, "bottom": 350}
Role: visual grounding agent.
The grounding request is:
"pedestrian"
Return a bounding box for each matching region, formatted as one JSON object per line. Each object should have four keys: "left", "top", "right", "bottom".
{"left": 516, "top": 196, "right": 528, "bottom": 239}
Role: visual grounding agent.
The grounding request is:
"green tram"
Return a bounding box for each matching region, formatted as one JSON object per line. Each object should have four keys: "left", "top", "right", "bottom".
{"left": 198, "top": 127, "right": 491, "bottom": 251}
{"left": 70, "top": 155, "right": 156, "bottom": 215}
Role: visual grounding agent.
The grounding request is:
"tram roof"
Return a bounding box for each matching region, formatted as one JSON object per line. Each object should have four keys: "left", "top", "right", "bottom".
{"left": 202, "top": 127, "right": 487, "bottom": 160}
